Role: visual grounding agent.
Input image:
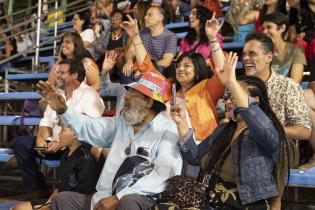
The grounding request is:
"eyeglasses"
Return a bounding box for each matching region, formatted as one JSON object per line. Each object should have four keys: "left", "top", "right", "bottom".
{"left": 110, "top": 16, "right": 123, "bottom": 21}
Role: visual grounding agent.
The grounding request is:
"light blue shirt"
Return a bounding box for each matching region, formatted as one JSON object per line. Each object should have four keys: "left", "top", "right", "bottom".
{"left": 59, "top": 109, "right": 183, "bottom": 209}
{"left": 99, "top": 74, "right": 125, "bottom": 115}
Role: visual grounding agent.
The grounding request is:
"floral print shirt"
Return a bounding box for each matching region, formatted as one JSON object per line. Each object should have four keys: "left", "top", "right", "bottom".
{"left": 265, "top": 71, "right": 311, "bottom": 129}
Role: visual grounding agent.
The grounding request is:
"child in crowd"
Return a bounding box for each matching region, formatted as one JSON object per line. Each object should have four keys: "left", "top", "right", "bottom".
{"left": 13, "top": 120, "right": 99, "bottom": 210}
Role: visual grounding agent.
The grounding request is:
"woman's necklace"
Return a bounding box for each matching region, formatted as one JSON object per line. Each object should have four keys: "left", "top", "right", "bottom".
{"left": 112, "top": 30, "right": 123, "bottom": 41}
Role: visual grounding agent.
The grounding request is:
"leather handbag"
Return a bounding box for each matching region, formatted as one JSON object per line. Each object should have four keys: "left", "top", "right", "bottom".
{"left": 159, "top": 175, "right": 209, "bottom": 209}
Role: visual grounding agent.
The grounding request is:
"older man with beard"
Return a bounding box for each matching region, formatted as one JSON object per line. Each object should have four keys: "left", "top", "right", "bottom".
{"left": 37, "top": 72, "right": 183, "bottom": 210}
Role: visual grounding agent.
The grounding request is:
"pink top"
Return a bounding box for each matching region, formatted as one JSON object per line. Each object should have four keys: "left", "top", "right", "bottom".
{"left": 179, "top": 34, "right": 223, "bottom": 59}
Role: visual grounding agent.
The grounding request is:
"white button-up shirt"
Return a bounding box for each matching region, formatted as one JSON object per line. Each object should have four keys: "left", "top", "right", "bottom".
{"left": 39, "top": 82, "right": 105, "bottom": 139}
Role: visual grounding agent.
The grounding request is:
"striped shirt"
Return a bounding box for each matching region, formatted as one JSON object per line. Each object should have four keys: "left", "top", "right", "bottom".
{"left": 140, "top": 28, "right": 177, "bottom": 62}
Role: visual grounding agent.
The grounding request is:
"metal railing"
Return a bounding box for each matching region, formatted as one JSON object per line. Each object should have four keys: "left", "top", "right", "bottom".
{"left": 0, "top": 34, "right": 62, "bottom": 66}
{"left": 0, "top": 0, "right": 89, "bottom": 70}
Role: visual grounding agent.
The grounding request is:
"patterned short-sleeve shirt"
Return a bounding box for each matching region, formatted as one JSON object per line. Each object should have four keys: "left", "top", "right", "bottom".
{"left": 265, "top": 71, "right": 311, "bottom": 129}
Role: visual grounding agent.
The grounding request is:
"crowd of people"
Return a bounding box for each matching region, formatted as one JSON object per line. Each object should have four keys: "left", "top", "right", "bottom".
{"left": 1, "top": 0, "right": 315, "bottom": 209}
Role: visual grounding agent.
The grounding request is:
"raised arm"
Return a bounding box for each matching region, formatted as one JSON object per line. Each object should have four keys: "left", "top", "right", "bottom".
{"left": 216, "top": 53, "right": 279, "bottom": 153}
{"left": 205, "top": 12, "right": 225, "bottom": 70}
{"left": 99, "top": 51, "right": 126, "bottom": 97}
{"left": 121, "top": 15, "right": 148, "bottom": 66}
{"left": 83, "top": 58, "right": 101, "bottom": 91}
{"left": 37, "top": 80, "right": 116, "bottom": 147}
{"left": 204, "top": 13, "right": 225, "bottom": 103}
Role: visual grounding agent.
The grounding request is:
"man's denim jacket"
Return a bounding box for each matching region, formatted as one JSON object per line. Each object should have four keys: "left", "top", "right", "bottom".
{"left": 179, "top": 98, "right": 280, "bottom": 205}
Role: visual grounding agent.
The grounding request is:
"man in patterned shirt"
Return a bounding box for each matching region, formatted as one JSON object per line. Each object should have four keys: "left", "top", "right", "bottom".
{"left": 242, "top": 32, "right": 312, "bottom": 210}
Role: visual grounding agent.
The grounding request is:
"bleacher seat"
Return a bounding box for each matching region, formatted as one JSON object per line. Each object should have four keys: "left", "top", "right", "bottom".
{"left": 301, "top": 82, "right": 309, "bottom": 89}
{"left": 166, "top": 22, "right": 189, "bottom": 30}
{"left": 289, "top": 167, "right": 315, "bottom": 187}
{"left": 0, "top": 92, "right": 42, "bottom": 100}
{"left": 6, "top": 73, "right": 48, "bottom": 81}
{"left": 0, "top": 154, "right": 13, "bottom": 162}
{"left": 0, "top": 200, "right": 21, "bottom": 210}
{"left": 0, "top": 116, "right": 41, "bottom": 125}
{"left": 41, "top": 159, "right": 60, "bottom": 168}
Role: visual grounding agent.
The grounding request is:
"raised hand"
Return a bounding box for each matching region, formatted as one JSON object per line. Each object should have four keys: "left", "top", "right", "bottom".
{"left": 205, "top": 12, "right": 223, "bottom": 39}
{"left": 122, "top": 63, "right": 134, "bottom": 77}
{"left": 36, "top": 80, "right": 67, "bottom": 114}
{"left": 47, "top": 141, "right": 62, "bottom": 153}
{"left": 102, "top": 50, "right": 118, "bottom": 76}
{"left": 170, "top": 102, "right": 186, "bottom": 125}
{"left": 120, "top": 14, "right": 139, "bottom": 39}
{"left": 170, "top": 102, "right": 190, "bottom": 141}
{"left": 83, "top": 58, "right": 97, "bottom": 73}
{"left": 215, "top": 52, "right": 238, "bottom": 88}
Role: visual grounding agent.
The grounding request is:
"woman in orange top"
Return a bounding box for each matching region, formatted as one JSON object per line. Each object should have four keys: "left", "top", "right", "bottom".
{"left": 171, "top": 50, "right": 224, "bottom": 141}
{"left": 121, "top": 13, "right": 225, "bottom": 141}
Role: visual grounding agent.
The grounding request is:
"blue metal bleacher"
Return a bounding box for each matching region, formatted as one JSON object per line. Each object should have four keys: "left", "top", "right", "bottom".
{"left": 41, "top": 159, "right": 60, "bottom": 168}
{"left": 0, "top": 154, "right": 13, "bottom": 162}
{"left": 0, "top": 116, "right": 41, "bottom": 125}
{"left": 223, "top": 41, "right": 244, "bottom": 50}
{"left": 301, "top": 82, "right": 309, "bottom": 89}
{"left": 166, "top": 17, "right": 224, "bottom": 31}
{"left": 39, "top": 56, "right": 55, "bottom": 69}
{"left": 176, "top": 32, "right": 188, "bottom": 39}
{"left": 6, "top": 72, "right": 49, "bottom": 81}
{"left": 222, "top": 6, "right": 230, "bottom": 13}
{"left": 0, "top": 92, "right": 42, "bottom": 100}
{"left": 0, "top": 148, "right": 13, "bottom": 162}
{"left": 289, "top": 168, "right": 315, "bottom": 187}
{"left": 166, "top": 21, "right": 189, "bottom": 30}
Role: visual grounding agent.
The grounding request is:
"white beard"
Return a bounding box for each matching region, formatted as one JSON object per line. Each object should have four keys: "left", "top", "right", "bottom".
{"left": 122, "top": 105, "right": 147, "bottom": 125}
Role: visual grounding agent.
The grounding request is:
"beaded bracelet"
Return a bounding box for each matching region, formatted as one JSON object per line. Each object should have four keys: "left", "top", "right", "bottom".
{"left": 211, "top": 47, "right": 221, "bottom": 53}
{"left": 209, "top": 39, "right": 218, "bottom": 44}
